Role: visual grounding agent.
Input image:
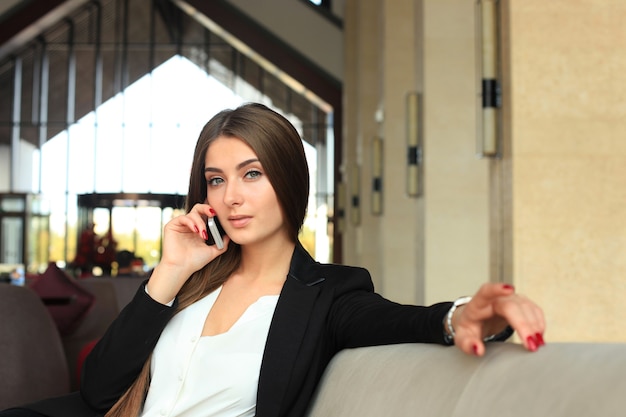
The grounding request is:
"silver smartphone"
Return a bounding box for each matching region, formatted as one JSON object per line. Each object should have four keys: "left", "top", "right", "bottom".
{"left": 206, "top": 217, "right": 224, "bottom": 249}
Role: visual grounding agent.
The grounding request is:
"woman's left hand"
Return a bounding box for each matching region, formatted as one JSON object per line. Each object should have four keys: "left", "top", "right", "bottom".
{"left": 449, "top": 283, "right": 545, "bottom": 356}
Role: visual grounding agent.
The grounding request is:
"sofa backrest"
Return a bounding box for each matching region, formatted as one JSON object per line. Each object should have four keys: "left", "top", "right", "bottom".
{"left": 306, "top": 342, "right": 626, "bottom": 417}
{"left": 62, "top": 278, "right": 119, "bottom": 389}
{"left": 0, "top": 284, "right": 70, "bottom": 410}
{"left": 63, "top": 277, "right": 145, "bottom": 389}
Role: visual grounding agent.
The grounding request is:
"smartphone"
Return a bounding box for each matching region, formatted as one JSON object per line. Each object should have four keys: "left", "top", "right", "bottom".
{"left": 206, "top": 216, "right": 225, "bottom": 249}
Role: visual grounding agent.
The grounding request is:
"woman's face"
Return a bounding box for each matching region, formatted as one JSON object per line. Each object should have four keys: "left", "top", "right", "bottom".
{"left": 204, "top": 136, "right": 289, "bottom": 248}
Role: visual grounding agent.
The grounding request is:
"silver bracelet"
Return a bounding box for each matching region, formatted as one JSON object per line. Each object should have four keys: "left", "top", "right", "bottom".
{"left": 443, "top": 296, "right": 472, "bottom": 344}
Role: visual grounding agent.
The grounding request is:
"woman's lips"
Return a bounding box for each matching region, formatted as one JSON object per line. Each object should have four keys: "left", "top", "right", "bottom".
{"left": 228, "top": 216, "right": 251, "bottom": 228}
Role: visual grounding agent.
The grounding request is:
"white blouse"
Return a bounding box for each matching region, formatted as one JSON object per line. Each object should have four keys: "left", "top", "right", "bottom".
{"left": 141, "top": 286, "right": 279, "bottom": 417}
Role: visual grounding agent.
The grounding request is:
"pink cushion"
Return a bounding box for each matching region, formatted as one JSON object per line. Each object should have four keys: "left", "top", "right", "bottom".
{"left": 30, "top": 263, "right": 95, "bottom": 336}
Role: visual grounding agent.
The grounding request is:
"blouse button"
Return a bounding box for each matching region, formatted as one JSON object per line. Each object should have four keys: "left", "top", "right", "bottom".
{"left": 190, "top": 336, "right": 197, "bottom": 343}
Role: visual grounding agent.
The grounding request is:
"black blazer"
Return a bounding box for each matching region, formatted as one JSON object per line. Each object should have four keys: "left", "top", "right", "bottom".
{"left": 23, "top": 244, "right": 453, "bottom": 417}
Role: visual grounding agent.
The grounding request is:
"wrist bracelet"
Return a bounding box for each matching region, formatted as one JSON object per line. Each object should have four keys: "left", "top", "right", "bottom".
{"left": 443, "top": 296, "right": 472, "bottom": 344}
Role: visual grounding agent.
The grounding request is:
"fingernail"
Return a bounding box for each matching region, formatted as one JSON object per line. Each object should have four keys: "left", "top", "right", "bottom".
{"left": 535, "top": 333, "right": 545, "bottom": 346}
{"left": 209, "top": 208, "right": 216, "bottom": 215}
{"left": 472, "top": 344, "right": 479, "bottom": 356}
{"left": 202, "top": 230, "right": 208, "bottom": 240}
{"left": 526, "top": 336, "right": 538, "bottom": 352}
{"left": 503, "top": 284, "right": 515, "bottom": 291}
{"left": 194, "top": 225, "right": 199, "bottom": 233}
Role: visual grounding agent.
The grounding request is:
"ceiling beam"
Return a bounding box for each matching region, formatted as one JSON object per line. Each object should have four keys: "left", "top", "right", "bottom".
{"left": 0, "top": 0, "right": 89, "bottom": 61}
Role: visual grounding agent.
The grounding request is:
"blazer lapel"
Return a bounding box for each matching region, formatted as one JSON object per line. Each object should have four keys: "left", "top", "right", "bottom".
{"left": 255, "top": 244, "right": 325, "bottom": 417}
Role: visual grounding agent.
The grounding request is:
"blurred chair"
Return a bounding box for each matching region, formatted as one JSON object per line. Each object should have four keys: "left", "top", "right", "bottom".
{"left": 63, "top": 278, "right": 119, "bottom": 389}
{"left": 63, "top": 276, "right": 145, "bottom": 389}
{"left": 0, "top": 284, "right": 70, "bottom": 410}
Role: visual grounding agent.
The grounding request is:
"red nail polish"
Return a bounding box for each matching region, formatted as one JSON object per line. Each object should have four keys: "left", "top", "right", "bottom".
{"left": 526, "top": 336, "right": 538, "bottom": 352}
{"left": 209, "top": 208, "right": 216, "bottom": 215}
{"left": 472, "top": 344, "right": 479, "bottom": 356}
{"left": 503, "top": 284, "right": 515, "bottom": 291}
{"left": 194, "top": 225, "right": 199, "bottom": 234}
{"left": 202, "top": 230, "right": 208, "bottom": 240}
{"left": 535, "top": 333, "right": 545, "bottom": 346}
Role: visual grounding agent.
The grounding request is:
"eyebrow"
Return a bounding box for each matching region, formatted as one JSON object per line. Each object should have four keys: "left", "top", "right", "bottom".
{"left": 204, "top": 158, "right": 260, "bottom": 173}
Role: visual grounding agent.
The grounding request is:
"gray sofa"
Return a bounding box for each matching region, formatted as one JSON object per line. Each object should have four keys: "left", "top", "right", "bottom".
{"left": 307, "top": 342, "right": 626, "bottom": 416}
{"left": 2, "top": 283, "right": 625, "bottom": 415}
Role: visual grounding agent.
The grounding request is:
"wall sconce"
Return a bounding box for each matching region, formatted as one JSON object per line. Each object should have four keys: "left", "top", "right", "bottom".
{"left": 350, "top": 164, "right": 361, "bottom": 226}
{"left": 478, "top": 0, "right": 501, "bottom": 157}
{"left": 371, "top": 136, "right": 383, "bottom": 215}
{"left": 406, "top": 92, "right": 422, "bottom": 197}
{"left": 336, "top": 181, "right": 346, "bottom": 234}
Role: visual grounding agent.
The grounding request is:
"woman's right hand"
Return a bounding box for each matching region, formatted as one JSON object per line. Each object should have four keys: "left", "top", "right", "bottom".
{"left": 146, "top": 203, "right": 229, "bottom": 304}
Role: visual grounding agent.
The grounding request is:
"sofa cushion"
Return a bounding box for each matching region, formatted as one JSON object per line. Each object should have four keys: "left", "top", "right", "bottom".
{"left": 30, "top": 263, "right": 95, "bottom": 336}
{"left": 306, "top": 342, "right": 626, "bottom": 417}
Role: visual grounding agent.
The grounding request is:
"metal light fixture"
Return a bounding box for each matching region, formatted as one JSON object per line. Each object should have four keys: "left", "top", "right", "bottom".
{"left": 478, "top": 0, "right": 500, "bottom": 157}
{"left": 350, "top": 164, "right": 361, "bottom": 226}
{"left": 406, "top": 92, "right": 422, "bottom": 197}
{"left": 336, "top": 181, "right": 346, "bottom": 234}
{"left": 371, "top": 136, "right": 383, "bottom": 215}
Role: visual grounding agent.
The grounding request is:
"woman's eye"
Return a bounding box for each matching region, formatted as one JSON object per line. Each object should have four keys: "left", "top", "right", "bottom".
{"left": 245, "top": 170, "right": 262, "bottom": 179}
{"left": 207, "top": 177, "right": 224, "bottom": 186}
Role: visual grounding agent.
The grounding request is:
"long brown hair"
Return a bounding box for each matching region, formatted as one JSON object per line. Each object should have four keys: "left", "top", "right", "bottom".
{"left": 104, "top": 103, "right": 310, "bottom": 417}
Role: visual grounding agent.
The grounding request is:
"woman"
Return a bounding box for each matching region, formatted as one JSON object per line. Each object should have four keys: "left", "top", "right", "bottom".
{"left": 2, "top": 103, "right": 545, "bottom": 417}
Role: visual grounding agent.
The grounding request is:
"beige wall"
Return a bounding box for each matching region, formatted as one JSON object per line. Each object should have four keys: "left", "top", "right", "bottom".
{"left": 422, "top": 0, "right": 491, "bottom": 303}
{"left": 505, "top": 0, "right": 626, "bottom": 342}
{"left": 344, "top": 0, "right": 626, "bottom": 342}
{"left": 343, "top": 0, "right": 491, "bottom": 306}
{"left": 346, "top": 0, "right": 386, "bottom": 290}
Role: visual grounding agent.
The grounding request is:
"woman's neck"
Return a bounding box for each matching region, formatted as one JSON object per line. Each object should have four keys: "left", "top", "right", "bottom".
{"left": 236, "top": 238, "right": 296, "bottom": 286}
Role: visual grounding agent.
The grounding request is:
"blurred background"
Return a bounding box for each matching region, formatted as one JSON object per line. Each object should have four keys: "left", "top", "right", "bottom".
{"left": 1, "top": 0, "right": 624, "bottom": 343}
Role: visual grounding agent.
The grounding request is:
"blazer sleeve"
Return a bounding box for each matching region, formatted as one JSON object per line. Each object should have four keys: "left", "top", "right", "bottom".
{"left": 324, "top": 265, "right": 453, "bottom": 349}
{"left": 80, "top": 281, "right": 176, "bottom": 413}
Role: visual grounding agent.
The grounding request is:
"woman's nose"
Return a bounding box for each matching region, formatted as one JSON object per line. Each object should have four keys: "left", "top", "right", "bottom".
{"left": 223, "top": 180, "right": 243, "bottom": 206}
